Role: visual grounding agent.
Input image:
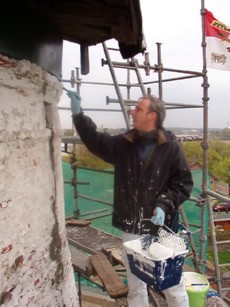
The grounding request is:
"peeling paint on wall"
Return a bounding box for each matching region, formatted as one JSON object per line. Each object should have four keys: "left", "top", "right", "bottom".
{"left": 0, "top": 199, "right": 12, "bottom": 209}
{"left": 0, "top": 54, "right": 78, "bottom": 306}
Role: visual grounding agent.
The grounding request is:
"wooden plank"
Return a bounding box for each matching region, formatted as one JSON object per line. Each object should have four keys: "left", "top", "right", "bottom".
{"left": 89, "top": 253, "right": 128, "bottom": 299}
{"left": 66, "top": 219, "right": 91, "bottom": 227}
{"left": 66, "top": 225, "right": 123, "bottom": 254}
{"left": 81, "top": 294, "right": 116, "bottom": 307}
{"left": 148, "top": 287, "right": 167, "bottom": 307}
{"left": 102, "top": 247, "right": 123, "bottom": 265}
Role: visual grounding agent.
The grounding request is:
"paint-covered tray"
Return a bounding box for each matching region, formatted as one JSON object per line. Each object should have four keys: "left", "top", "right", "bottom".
{"left": 123, "top": 227, "right": 188, "bottom": 291}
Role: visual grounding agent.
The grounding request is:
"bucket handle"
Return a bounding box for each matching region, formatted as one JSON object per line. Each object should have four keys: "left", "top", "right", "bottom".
{"left": 140, "top": 219, "right": 181, "bottom": 236}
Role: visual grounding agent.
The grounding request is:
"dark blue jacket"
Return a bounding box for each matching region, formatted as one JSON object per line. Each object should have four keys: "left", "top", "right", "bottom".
{"left": 73, "top": 113, "right": 193, "bottom": 235}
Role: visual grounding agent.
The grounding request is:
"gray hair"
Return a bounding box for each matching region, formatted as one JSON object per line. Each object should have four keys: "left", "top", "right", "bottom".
{"left": 140, "top": 95, "right": 166, "bottom": 128}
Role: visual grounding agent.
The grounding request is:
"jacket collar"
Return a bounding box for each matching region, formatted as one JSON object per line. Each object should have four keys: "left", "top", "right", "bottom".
{"left": 124, "top": 128, "right": 168, "bottom": 145}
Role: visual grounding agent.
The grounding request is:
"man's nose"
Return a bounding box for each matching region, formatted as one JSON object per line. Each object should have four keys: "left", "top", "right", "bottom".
{"left": 129, "top": 109, "right": 135, "bottom": 116}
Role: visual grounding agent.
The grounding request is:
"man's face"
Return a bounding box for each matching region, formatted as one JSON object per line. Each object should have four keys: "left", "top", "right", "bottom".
{"left": 130, "top": 98, "right": 157, "bottom": 132}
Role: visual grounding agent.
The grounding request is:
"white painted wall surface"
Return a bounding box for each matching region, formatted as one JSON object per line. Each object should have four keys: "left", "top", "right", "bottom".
{"left": 0, "top": 54, "right": 78, "bottom": 306}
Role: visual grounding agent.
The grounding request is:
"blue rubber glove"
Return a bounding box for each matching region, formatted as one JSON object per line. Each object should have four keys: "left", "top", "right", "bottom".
{"left": 151, "top": 207, "right": 165, "bottom": 226}
{"left": 66, "top": 90, "right": 81, "bottom": 115}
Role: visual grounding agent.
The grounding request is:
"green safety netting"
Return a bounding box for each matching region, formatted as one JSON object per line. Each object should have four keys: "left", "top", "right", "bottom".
{"left": 181, "top": 169, "right": 210, "bottom": 267}
{"left": 63, "top": 162, "right": 121, "bottom": 237}
{"left": 62, "top": 162, "right": 209, "bottom": 267}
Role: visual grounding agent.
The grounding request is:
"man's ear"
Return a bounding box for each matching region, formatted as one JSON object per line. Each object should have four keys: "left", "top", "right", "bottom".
{"left": 149, "top": 111, "right": 157, "bottom": 121}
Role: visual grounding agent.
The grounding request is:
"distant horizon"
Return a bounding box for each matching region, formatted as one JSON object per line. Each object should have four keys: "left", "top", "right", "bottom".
{"left": 61, "top": 126, "right": 230, "bottom": 132}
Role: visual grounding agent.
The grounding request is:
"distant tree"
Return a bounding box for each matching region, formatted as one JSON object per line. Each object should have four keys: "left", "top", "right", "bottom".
{"left": 209, "top": 140, "right": 230, "bottom": 158}
{"left": 76, "top": 145, "right": 112, "bottom": 170}
{"left": 181, "top": 141, "right": 203, "bottom": 163}
{"left": 182, "top": 140, "right": 230, "bottom": 182}
{"left": 212, "top": 157, "right": 230, "bottom": 184}
{"left": 62, "top": 144, "right": 112, "bottom": 170}
{"left": 207, "top": 148, "right": 222, "bottom": 173}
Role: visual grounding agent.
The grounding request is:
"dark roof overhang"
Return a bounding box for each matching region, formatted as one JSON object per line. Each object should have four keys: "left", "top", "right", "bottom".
{"left": 24, "top": 0, "right": 145, "bottom": 59}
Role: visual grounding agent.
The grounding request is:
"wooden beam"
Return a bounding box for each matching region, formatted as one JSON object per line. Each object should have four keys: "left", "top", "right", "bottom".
{"left": 89, "top": 253, "right": 128, "bottom": 299}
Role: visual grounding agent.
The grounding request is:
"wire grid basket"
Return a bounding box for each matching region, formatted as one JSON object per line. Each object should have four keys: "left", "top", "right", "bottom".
{"left": 123, "top": 226, "right": 189, "bottom": 291}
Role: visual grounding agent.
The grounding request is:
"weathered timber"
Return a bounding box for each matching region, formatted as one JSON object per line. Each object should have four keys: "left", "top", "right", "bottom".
{"left": 89, "top": 253, "right": 128, "bottom": 299}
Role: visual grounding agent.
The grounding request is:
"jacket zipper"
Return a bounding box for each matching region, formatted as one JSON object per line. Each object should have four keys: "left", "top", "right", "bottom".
{"left": 133, "top": 144, "right": 158, "bottom": 233}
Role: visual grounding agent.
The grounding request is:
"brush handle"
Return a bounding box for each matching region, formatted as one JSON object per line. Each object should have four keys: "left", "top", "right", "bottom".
{"left": 185, "top": 284, "right": 208, "bottom": 287}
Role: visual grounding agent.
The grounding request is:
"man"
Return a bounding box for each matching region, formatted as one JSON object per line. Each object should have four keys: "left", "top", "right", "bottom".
{"left": 68, "top": 92, "right": 193, "bottom": 307}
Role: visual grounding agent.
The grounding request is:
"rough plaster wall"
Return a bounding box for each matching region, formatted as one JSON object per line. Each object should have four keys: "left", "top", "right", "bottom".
{"left": 0, "top": 54, "right": 78, "bottom": 306}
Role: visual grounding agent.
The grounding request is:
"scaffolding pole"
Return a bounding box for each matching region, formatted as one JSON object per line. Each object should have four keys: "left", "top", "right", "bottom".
{"left": 102, "top": 42, "right": 130, "bottom": 129}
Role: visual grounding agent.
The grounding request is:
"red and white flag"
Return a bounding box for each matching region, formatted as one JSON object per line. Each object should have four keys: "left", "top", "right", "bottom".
{"left": 205, "top": 9, "right": 230, "bottom": 70}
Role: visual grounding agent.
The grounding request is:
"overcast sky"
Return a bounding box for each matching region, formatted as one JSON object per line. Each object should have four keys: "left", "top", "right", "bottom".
{"left": 59, "top": 0, "right": 230, "bottom": 130}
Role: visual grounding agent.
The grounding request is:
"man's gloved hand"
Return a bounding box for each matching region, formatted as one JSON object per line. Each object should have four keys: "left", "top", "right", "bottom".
{"left": 66, "top": 90, "right": 81, "bottom": 115}
{"left": 151, "top": 207, "right": 165, "bottom": 226}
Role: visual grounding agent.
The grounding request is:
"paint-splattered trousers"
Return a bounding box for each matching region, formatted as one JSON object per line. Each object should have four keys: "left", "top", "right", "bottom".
{"left": 122, "top": 232, "right": 189, "bottom": 307}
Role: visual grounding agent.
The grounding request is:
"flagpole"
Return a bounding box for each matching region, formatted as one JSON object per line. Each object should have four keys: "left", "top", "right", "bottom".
{"left": 200, "top": 0, "right": 209, "bottom": 273}
{"left": 201, "top": 1, "right": 209, "bottom": 193}
{"left": 200, "top": 0, "right": 223, "bottom": 298}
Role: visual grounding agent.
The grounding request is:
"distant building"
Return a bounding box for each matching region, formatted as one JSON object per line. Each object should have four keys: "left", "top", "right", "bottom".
{"left": 190, "top": 161, "right": 229, "bottom": 195}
